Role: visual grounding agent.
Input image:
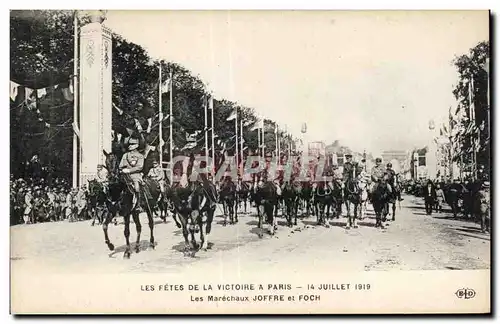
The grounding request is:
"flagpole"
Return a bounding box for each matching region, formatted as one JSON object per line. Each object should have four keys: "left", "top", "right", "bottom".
{"left": 261, "top": 119, "right": 265, "bottom": 158}
{"left": 72, "top": 11, "right": 79, "bottom": 189}
{"left": 158, "top": 62, "right": 163, "bottom": 170}
{"left": 204, "top": 94, "right": 209, "bottom": 170}
{"left": 240, "top": 118, "right": 243, "bottom": 174}
{"left": 469, "top": 76, "right": 477, "bottom": 179}
{"left": 210, "top": 93, "right": 215, "bottom": 179}
{"left": 235, "top": 107, "right": 239, "bottom": 175}
{"left": 257, "top": 127, "right": 261, "bottom": 158}
{"left": 169, "top": 69, "right": 173, "bottom": 180}
{"left": 276, "top": 124, "right": 280, "bottom": 163}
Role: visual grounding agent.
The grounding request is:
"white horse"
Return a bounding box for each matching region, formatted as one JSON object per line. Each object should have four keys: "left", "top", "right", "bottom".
{"left": 357, "top": 172, "right": 370, "bottom": 221}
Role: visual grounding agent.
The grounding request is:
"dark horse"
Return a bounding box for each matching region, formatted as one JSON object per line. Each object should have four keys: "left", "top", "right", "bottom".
{"left": 102, "top": 150, "right": 161, "bottom": 258}
{"left": 170, "top": 161, "right": 218, "bottom": 257}
{"left": 387, "top": 174, "right": 401, "bottom": 221}
{"left": 344, "top": 177, "right": 363, "bottom": 229}
{"left": 252, "top": 171, "right": 278, "bottom": 237}
{"left": 282, "top": 180, "right": 302, "bottom": 227}
{"left": 312, "top": 180, "right": 335, "bottom": 227}
{"left": 87, "top": 179, "right": 109, "bottom": 226}
{"left": 236, "top": 178, "right": 251, "bottom": 214}
{"left": 371, "top": 178, "right": 391, "bottom": 229}
{"left": 219, "top": 176, "right": 238, "bottom": 226}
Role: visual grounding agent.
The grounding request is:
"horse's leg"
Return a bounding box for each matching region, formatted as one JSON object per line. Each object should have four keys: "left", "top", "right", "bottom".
{"left": 346, "top": 201, "right": 351, "bottom": 229}
{"left": 257, "top": 204, "right": 263, "bottom": 229}
{"left": 90, "top": 207, "right": 96, "bottom": 226}
{"left": 392, "top": 202, "right": 396, "bottom": 221}
{"left": 229, "top": 202, "right": 234, "bottom": 225}
{"left": 222, "top": 201, "right": 228, "bottom": 226}
{"left": 172, "top": 210, "right": 182, "bottom": 228}
{"left": 234, "top": 199, "right": 239, "bottom": 223}
{"left": 353, "top": 203, "right": 358, "bottom": 228}
{"left": 204, "top": 207, "right": 215, "bottom": 249}
{"left": 189, "top": 226, "right": 198, "bottom": 255}
{"left": 123, "top": 213, "right": 131, "bottom": 259}
{"left": 180, "top": 216, "right": 191, "bottom": 253}
{"left": 131, "top": 210, "right": 142, "bottom": 253}
{"left": 147, "top": 204, "right": 156, "bottom": 250}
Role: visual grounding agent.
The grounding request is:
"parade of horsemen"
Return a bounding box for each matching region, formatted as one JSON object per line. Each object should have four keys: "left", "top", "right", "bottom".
{"left": 10, "top": 98, "right": 491, "bottom": 259}
{"left": 10, "top": 10, "right": 490, "bottom": 265}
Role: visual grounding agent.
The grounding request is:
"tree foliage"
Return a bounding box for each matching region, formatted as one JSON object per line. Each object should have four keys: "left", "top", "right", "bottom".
{"left": 451, "top": 40, "right": 490, "bottom": 170}
{"left": 10, "top": 10, "right": 301, "bottom": 179}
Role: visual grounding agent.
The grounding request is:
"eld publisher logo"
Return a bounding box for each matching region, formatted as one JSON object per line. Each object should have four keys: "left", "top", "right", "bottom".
{"left": 455, "top": 288, "right": 476, "bottom": 299}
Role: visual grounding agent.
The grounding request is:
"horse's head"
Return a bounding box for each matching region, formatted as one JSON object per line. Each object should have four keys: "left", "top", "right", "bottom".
{"left": 103, "top": 150, "right": 119, "bottom": 178}
{"left": 87, "top": 179, "right": 101, "bottom": 195}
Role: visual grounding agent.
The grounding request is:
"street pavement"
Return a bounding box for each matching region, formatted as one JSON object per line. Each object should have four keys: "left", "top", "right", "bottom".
{"left": 10, "top": 194, "right": 490, "bottom": 274}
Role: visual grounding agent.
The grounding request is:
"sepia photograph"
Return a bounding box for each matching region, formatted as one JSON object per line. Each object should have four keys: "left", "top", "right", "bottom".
{"left": 9, "top": 8, "right": 491, "bottom": 314}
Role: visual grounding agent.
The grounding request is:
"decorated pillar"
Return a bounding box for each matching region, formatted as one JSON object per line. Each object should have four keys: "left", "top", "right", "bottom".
{"left": 78, "top": 11, "right": 112, "bottom": 185}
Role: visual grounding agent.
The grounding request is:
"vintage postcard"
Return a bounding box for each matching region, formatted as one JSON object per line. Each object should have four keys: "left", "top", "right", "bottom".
{"left": 9, "top": 9, "right": 490, "bottom": 314}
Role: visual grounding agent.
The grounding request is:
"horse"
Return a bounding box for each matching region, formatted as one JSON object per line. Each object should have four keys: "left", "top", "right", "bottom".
{"left": 344, "top": 177, "right": 363, "bottom": 229}
{"left": 282, "top": 180, "right": 302, "bottom": 227}
{"left": 299, "top": 180, "right": 314, "bottom": 216}
{"left": 219, "top": 176, "right": 238, "bottom": 226}
{"left": 101, "top": 150, "right": 161, "bottom": 259}
{"left": 371, "top": 178, "right": 391, "bottom": 229}
{"left": 387, "top": 174, "right": 401, "bottom": 221}
{"left": 87, "top": 179, "right": 108, "bottom": 226}
{"left": 312, "top": 180, "right": 335, "bottom": 227}
{"left": 252, "top": 172, "right": 278, "bottom": 237}
{"left": 169, "top": 159, "right": 218, "bottom": 257}
{"left": 236, "top": 178, "right": 251, "bottom": 214}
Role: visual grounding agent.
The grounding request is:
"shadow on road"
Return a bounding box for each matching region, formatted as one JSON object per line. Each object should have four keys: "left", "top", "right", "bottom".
{"left": 108, "top": 240, "right": 157, "bottom": 258}
{"left": 357, "top": 220, "right": 377, "bottom": 228}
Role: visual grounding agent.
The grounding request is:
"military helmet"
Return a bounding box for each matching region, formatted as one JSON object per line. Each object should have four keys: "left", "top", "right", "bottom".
{"left": 387, "top": 163, "right": 392, "bottom": 167}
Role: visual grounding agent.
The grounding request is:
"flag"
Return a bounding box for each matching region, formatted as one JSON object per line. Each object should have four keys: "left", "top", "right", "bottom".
{"left": 181, "top": 142, "right": 197, "bottom": 150}
{"left": 208, "top": 95, "right": 213, "bottom": 110}
{"left": 72, "top": 122, "right": 80, "bottom": 138}
{"left": 243, "top": 119, "right": 253, "bottom": 126}
{"left": 10, "top": 81, "right": 19, "bottom": 101}
{"left": 250, "top": 120, "right": 260, "bottom": 131}
{"left": 226, "top": 109, "right": 237, "bottom": 121}
{"left": 61, "top": 87, "right": 73, "bottom": 102}
{"left": 25, "top": 88, "right": 35, "bottom": 106}
{"left": 160, "top": 78, "right": 171, "bottom": 94}
{"left": 113, "top": 103, "right": 123, "bottom": 115}
{"left": 36, "top": 88, "right": 46, "bottom": 99}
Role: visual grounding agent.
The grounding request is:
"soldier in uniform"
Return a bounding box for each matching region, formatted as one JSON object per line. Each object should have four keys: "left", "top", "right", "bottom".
{"left": 24, "top": 187, "right": 33, "bottom": 224}
{"left": 46, "top": 187, "right": 56, "bottom": 221}
{"left": 76, "top": 185, "right": 87, "bottom": 220}
{"left": 147, "top": 160, "right": 166, "bottom": 195}
{"left": 66, "top": 188, "right": 77, "bottom": 222}
{"left": 370, "top": 158, "right": 391, "bottom": 195}
{"left": 97, "top": 164, "right": 109, "bottom": 193}
{"left": 385, "top": 163, "right": 403, "bottom": 201}
{"left": 119, "top": 137, "right": 144, "bottom": 206}
{"left": 342, "top": 154, "right": 360, "bottom": 183}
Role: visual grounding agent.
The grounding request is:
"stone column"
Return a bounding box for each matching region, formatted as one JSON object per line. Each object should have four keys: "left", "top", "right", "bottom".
{"left": 79, "top": 19, "right": 112, "bottom": 185}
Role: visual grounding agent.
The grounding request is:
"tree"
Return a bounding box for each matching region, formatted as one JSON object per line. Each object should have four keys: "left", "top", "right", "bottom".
{"left": 451, "top": 40, "right": 490, "bottom": 173}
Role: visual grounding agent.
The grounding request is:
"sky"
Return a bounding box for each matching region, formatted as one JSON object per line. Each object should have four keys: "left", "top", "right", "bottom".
{"left": 104, "top": 10, "right": 488, "bottom": 157}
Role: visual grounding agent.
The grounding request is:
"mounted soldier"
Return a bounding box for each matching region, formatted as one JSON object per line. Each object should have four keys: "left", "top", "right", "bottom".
{"left": 147, "top": 160, "right": 166, "bottom": 196}
{"left": 385, "top": 162, "right": 403, "bottom": 201}
{"left": 96, "top": 164, "right": 109, "bottom": 193}
{"left": 119, "top": 137, "right": 144, "bottom": 207}
{"left": 370, "top": 158, "right": 391, "bottom": 195}
{"left": 342, "top": 154, "right": 360, "bottom": 183}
